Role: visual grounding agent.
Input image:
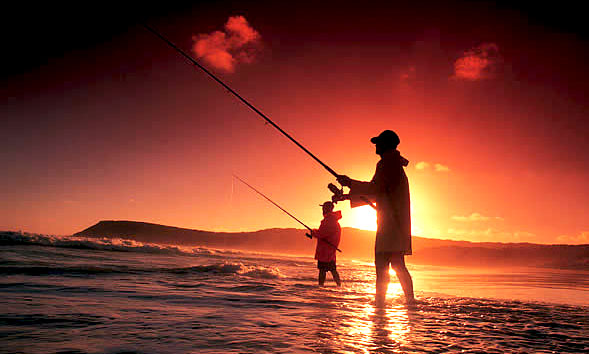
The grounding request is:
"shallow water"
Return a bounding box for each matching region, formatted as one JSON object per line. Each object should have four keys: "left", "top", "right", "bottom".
{"left": 0, "top": 233, "right": 587, "bottom": 353}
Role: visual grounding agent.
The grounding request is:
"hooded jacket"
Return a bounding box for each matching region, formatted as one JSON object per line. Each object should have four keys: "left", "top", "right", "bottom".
{"left": 348, "top": 149, "right": 412, "bottom": 255}
{"left": 313, "top": 210, "right": 342, "bottom": 262}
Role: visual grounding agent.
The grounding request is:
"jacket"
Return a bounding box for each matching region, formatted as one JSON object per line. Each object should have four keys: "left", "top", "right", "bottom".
{"left": 348, "top": 149, "right": 412, "bottom": 254}
{"left": 314, "top": 210, "right": 342, "bottom": 262}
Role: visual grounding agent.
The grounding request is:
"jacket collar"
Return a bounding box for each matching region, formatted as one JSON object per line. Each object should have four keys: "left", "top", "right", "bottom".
{"left": 381, "top": 149, "right": 409, "bottom": 166}
{"left": 324, "top": 210, "right": 342, "bottom": 220}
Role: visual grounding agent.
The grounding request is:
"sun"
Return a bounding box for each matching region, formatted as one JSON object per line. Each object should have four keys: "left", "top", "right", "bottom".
{"left": 350, "top": 205, "right": 377, "bottom": 231}
{"left": 347, "top": 204, "right": 425, "bottom": 235}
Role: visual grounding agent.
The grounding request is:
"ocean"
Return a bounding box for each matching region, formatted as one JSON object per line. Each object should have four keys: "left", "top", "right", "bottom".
{"left": 1, "top": 232, "right": 587, "bottom": 354}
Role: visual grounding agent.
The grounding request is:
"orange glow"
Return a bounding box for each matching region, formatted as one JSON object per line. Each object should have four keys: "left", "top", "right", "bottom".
{"left": 348, "top": 205, "right": 377, "bottom": 231}
{"left": 2, "top": 7, "right": 588, "bottom": 247}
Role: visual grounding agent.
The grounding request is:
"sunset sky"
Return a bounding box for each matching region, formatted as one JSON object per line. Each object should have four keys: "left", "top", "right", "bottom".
{"left": 2, "top": 1, "right": 588, "bottom": 244}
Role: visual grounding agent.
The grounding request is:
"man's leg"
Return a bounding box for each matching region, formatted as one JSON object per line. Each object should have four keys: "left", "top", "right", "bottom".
{"left": 318, "top": 270, "right": 327, "bottom": 286}
{"left": 375, "top": 253, "right": 390, "bottom": 306}
{"left": 390, "top": 254, "right": 414, "bottom": 303}
{"left": 331, "top": 269, "right": 342, "bottom": 287}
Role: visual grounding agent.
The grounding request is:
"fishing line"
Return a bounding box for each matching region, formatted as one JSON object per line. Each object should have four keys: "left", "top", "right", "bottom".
{"left": 232, "top": 174, "right": 342, "bottom": 252}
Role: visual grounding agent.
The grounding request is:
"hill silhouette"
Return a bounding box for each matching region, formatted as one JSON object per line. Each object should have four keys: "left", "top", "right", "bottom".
{"left": 75, "top": 220, "right": 589, "bottom": 269}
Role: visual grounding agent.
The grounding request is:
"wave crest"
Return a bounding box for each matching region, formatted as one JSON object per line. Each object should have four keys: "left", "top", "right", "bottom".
{"left": 177, "top": 262, "right": 283, "bottom": 279}
{"left": 0, "top": 231, "right": 217, "bottom": 256}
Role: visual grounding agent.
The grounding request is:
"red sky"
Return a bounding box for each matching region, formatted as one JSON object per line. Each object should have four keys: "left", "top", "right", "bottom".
{"left": 2, "top": 1, "right": 588, "bottom": 244}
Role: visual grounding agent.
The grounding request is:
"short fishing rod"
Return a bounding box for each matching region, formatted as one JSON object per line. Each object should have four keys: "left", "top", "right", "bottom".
{"left": 143, "top": 24, "right": 376, "bottom": 210}
{"left": 232, "top": 174, "right": 342, "bottom": 253}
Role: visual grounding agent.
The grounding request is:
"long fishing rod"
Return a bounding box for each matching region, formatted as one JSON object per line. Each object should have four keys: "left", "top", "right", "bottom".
{"left": 232, "top": 174, "right": 341, "bottom": 253}
{"left": 143, "top": 24, "right": 376, "bottom": 210}
{"left": 144, "top": 24, "right": 336, "bottom": 175}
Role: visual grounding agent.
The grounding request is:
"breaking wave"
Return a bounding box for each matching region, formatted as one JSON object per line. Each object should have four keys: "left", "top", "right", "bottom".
{"left": 172, "top": 263, "right": 284, "bottom": 279}
{"left": 0, "top": 231, "right": 223, "bottom": 256}
{"left": 0, "top": 262, "right": 284, "bottom": 279}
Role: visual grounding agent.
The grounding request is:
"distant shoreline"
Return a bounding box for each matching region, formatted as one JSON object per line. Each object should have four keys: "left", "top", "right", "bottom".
{"left": 62, "top": 220, "right": 589, "bottom": 270}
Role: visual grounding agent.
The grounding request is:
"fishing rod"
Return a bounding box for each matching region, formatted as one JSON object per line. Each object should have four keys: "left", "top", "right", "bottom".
{"left": 143, "top": 24, "right": 376, "bottom": 210}
{"left": 232, "top": 174, "right": 342, "bottom": 253}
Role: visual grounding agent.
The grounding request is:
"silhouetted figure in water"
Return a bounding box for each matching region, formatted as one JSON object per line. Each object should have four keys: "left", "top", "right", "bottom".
{"left": 312, "top": 201, "right": 342, "bottom": 286}
{"left": 337, "top": 130, "right": 414, "bottom": 305}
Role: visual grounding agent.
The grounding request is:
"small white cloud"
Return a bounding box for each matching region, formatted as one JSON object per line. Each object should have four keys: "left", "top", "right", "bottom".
{"left": 415, "top": 161, "right": 430, "bottom": 170}
{"left": 451, "top": 212, "right": 504, "bottom": 222}
{"left": 416, "top": 161, "right": 450, "bottom": 172}
{"left": 434, "top": 163, "right": 450, "bottom": 172}
{"left": 513, "top": 231, "right": 536, "bottom": 240}
{"left": 447, "top": 228, "right": 534, "bottom": 242}
{"left": 556, "top": 231, "right": 589, "bottom": 244}
{"left": 448, "top": 227, "right": 503, "bottom": 237}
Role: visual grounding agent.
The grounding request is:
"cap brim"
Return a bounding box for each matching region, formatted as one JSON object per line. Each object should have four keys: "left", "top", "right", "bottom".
{"left": 370, "top": 137, "right": 379, "bottom": 144}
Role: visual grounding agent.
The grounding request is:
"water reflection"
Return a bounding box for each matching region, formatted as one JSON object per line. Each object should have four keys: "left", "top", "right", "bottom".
{"left": 370, "top": 305, "right": 412, "bottom": 353}
{"left": 310, "top": 278, "right": 414, "bottom": 353}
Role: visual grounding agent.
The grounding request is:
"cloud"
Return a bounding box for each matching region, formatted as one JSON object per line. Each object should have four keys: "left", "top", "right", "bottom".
{"left": 447, "top": 228, "right": 535, "bottom": 242}
{"left": 453, "top": 43, "right": 500, "bottom": 81}
{"left": 556, "top": 231, "right": 589, "bottom": 244}
{"left": 192, "top": 15, "right": 261, "bottom": 72}
{"left": 415, "top": 161, "right": 430, "bottom": 170}
{"left": 452, "top": 212, "right": 504, "bottom": 222}
{"left": 434, "top": 163, "right": 450, "bottom": 172}
{"left": 513, "top": 231, "right": 537, "bottom": 240}
{"left": 448, "top": 228, "right": 496, "bottom": 236}
{"left": 415, "top": 161, "right": 449, "bottom": 172}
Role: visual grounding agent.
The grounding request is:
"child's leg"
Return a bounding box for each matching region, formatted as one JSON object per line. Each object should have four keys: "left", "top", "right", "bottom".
{"left": 318, "top": 270, "right": 327, "bottom": 286}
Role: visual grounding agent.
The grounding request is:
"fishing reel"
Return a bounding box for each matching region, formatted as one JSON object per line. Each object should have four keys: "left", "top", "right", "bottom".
{"left": 328, "top": 183, "right": 349, "bottom": 204}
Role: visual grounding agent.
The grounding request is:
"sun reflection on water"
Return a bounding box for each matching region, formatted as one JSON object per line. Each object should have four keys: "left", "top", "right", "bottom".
{"left": 377, "top": 305, "right": 412, "bottom": 349}
{"left": 340, "top": 300, "right": 412, "bottom": 353}
{"left": 318, "top": 267, "right": 413, "bottom": 353}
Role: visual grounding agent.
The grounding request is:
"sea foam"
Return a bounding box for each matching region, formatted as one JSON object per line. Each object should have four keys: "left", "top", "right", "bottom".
{"left": 0, "top": 231, "right": 220, "bottom": 256}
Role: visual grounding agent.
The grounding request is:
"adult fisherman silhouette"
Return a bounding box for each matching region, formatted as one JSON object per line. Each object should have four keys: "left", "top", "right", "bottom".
{"left": 144, "top": 26, "right": 417, "bottom": 303}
